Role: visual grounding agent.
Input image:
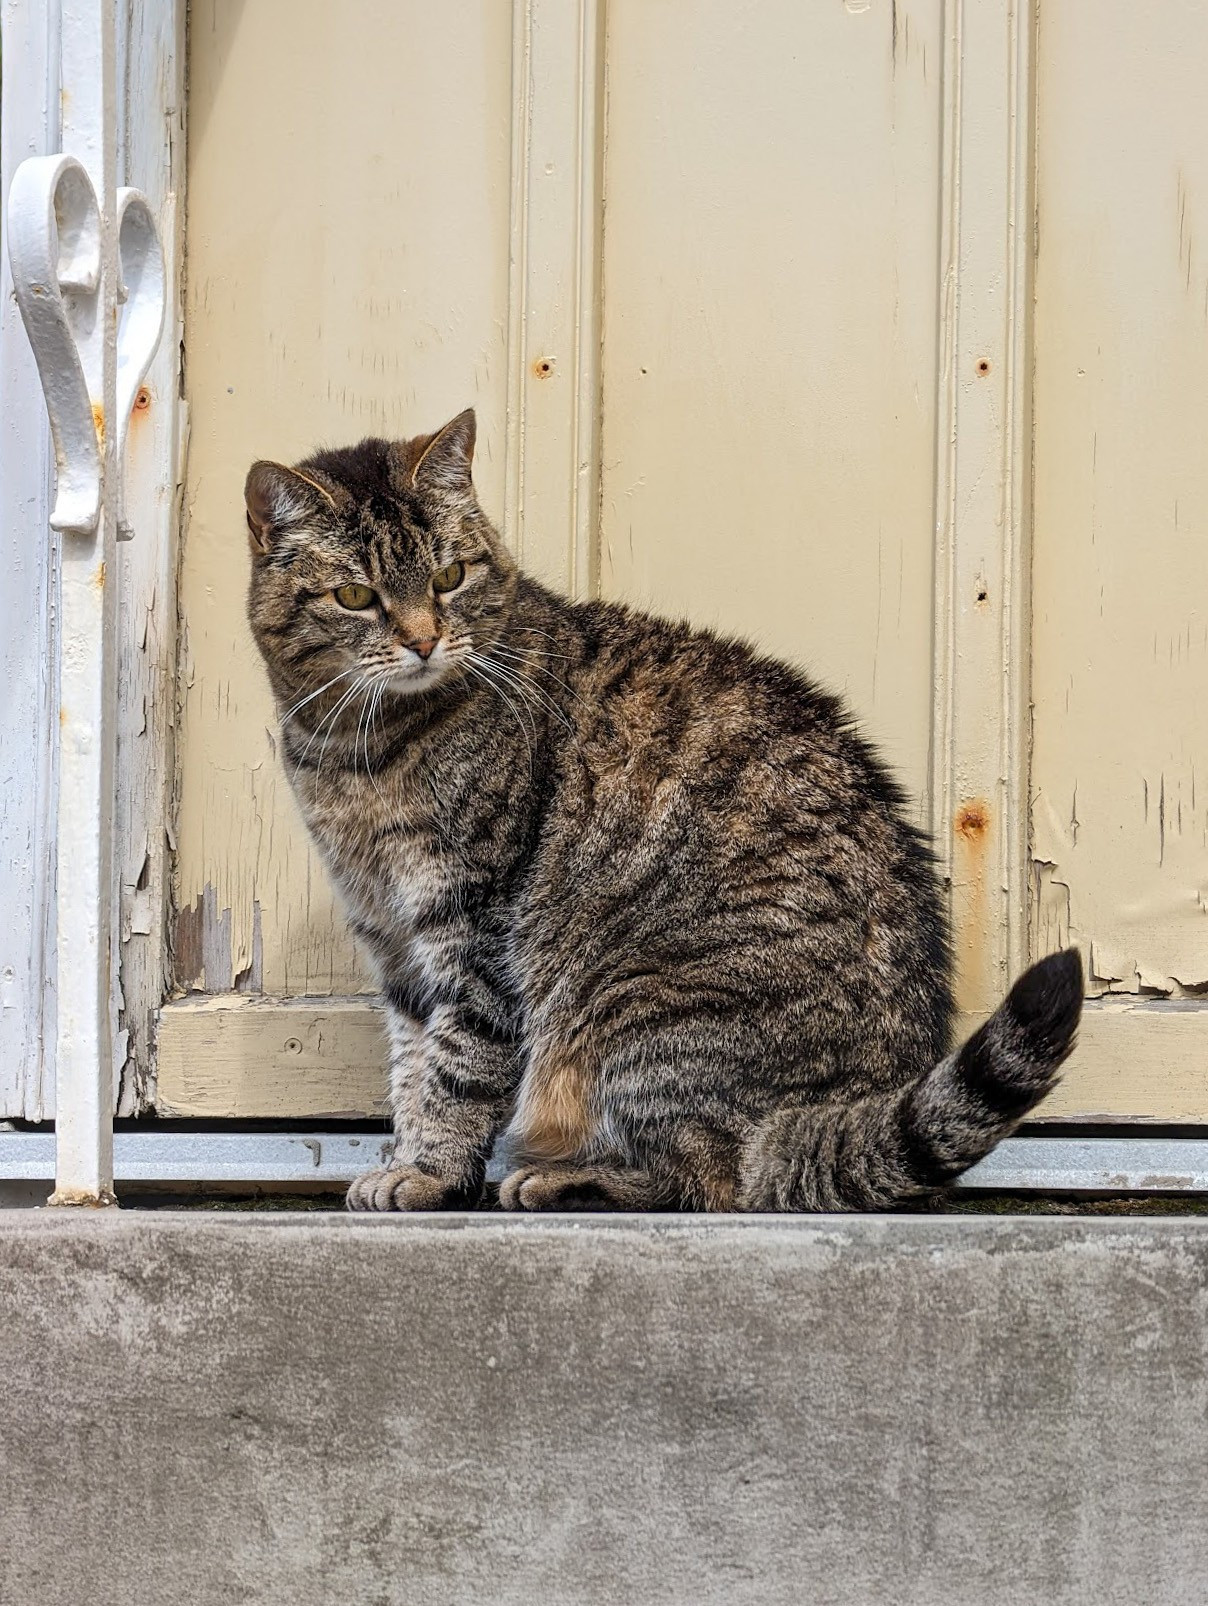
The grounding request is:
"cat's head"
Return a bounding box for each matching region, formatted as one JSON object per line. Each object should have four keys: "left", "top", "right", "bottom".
{"left": 245, "top": 408, "right": 516, "bottom": 704}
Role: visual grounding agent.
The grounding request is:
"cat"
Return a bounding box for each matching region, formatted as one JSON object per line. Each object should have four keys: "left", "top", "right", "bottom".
{"left": 245, "top": 408, "right": 1082, "bottom": 1212}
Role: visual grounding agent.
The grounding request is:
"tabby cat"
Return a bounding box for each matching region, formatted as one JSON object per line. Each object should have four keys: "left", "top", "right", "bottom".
{"left": 245, "top": 408, "right": 1081, "bottom": 1212}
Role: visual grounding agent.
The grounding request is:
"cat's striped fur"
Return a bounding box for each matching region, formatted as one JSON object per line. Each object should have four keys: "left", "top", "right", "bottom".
{"left": 245, "top": 409, "right": 1082, "bottom": 1212}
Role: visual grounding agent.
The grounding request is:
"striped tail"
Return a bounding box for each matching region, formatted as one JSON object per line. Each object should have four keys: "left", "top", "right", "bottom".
{"left": 741, "top": 948, "right": 1084, "bottom": 1211}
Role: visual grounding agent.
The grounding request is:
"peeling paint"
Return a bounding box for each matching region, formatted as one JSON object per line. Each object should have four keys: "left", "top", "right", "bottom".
{"left": 1031, "top": 1, "right": 1208, "bottom": 1022}
{"left": 47, "top": 1186, "right": 118, "bottom": 1208}
{"left": 233, "top": 902, "right": 264, "bottom": 994}
{"left": 111, "top": 0, "right": 189, "bottom": 1116}
{"left": 173, "top": 891, "right": 205, "bottom": 993}
{"left": 1031, "top": 859, "right": 1073, "bottom": 960}
{"left": 173, "top": 883, "right": 246, "bottom": 995}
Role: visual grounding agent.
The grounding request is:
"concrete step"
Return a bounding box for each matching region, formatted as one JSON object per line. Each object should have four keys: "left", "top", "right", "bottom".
{"left": 2, "top": 1212, "right": 1206, "bottom": 1605}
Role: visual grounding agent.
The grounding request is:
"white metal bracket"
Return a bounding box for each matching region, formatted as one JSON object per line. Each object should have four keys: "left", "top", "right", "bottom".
{"left": 4, "top": 0, "right": 165, "bottom": 1206}
{"left": 7, "top": 159, "right": 164, "bottom": 538}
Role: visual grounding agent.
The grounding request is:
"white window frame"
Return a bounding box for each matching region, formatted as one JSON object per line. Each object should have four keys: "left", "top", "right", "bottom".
{"left": 1, "top": 0, "right": 1203, "bottom": 1201}
{"left": 1, "top": 0, "right": 184, "bottom": 1199}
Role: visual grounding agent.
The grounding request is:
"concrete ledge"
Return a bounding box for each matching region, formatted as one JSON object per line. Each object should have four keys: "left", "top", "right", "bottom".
{"left": 2, "top": 1213, "right": 1207, "bottom": 1604}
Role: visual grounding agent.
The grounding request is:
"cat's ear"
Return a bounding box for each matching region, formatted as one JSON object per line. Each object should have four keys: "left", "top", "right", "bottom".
{"left": 244, "top": 462, "right": 336, "bottom": 554}
{"left": 398, "top": 409, "right": 476, "bottom": 494}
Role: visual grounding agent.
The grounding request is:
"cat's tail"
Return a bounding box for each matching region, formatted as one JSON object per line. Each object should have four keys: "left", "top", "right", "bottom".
{"left": 741, "top": 948, "right": 1083, "bottom": 1211}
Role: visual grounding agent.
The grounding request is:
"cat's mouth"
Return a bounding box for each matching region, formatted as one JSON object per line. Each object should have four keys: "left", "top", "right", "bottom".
{"left": 381, "top": 640, "right": 452, "bottom": 695}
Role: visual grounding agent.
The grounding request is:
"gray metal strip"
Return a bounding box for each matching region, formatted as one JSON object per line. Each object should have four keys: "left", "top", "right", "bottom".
{"left": 3, "top": 1129, "right": 1208, "bottom": 1192}
{"left": 0, "top": 1129, "right": 394, "bottom": 1185}
{"left": 956, "top": 1136, "right": 1208, "bottom": 1194}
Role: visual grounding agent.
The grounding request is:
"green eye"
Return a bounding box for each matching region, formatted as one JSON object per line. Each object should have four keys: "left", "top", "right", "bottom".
{"left": 432, "top": 562, "right": 465, "bottom": 595}
{"left": 334, "top": 583, "right": 377, "bottom": 610}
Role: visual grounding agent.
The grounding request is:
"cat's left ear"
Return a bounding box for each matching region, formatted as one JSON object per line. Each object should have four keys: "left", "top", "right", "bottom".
{"left": 244, "top": 462, "right": 336, "bottom": 554}
{"left": 399, "top": 408, "right": 476, "bottom": 494}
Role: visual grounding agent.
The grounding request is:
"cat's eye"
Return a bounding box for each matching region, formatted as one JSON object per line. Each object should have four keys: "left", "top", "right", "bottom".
{"left": 432, "top": 562, "right": 465, "bottom": 595}
{"left": 333, "top": 583, "right": 377, "bottom": 611}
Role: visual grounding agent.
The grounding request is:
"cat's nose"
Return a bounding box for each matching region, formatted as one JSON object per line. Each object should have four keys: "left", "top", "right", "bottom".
{"left": 406, "top": 637, "right": 438, "bottom": 661}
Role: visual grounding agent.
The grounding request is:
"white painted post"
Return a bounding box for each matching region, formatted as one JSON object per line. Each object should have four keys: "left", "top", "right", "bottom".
{"left": 6, "top": 0, "right": 165, "bottom": 1205}
{"left": 50, "top": 0, "right": 119, "bottom": 1209}
{"left": 0, "top": 0, "right": 59, "bottom": 1125}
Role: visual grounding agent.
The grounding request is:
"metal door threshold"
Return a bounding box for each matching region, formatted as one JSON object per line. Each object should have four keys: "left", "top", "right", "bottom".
{"left": 3, "top": 1129, "right": 1208, "bottom": 1193}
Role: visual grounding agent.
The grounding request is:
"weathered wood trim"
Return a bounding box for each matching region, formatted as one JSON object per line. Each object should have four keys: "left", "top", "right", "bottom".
{"left": 504, "top": 0, "right": 605, "bottom": 597}
{"left": 931, "top": 0, "right": 1036, "bottom": 1018}
{"left": 156, "top": 997, "right": 388, "bottom": 1119}
{"left": 157, "top": 995, "right": 1208, "bottom": 1126}
{"left": 114, "top": 0, "right": 188, "bottom": 1113}
{"left": 987, "top": 998, "right": 1208, "bottom": 1124}
{"left": 1061, "top": 1003, "right": 1208, "bottom": 1122}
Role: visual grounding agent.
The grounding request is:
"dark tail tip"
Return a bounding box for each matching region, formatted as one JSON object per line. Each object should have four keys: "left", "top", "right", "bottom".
{"left": 1003, "top": 947, "right": 1083, "bottom": 1068}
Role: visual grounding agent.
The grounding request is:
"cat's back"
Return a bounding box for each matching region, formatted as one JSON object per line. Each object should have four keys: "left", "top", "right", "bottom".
{"left": 529, "top": 582, "right": 911, "bottom": 832}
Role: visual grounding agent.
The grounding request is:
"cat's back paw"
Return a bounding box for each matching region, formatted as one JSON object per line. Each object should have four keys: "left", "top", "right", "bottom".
{"left": 346, "top": 1164, "right": 469, "bottom": 1212}
{"left": 499, "top": 1162, "right": 655, "bottom": 1211}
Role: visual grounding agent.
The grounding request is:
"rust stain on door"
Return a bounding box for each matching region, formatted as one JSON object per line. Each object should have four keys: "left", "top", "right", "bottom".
{"left": 953, "top": 797, "right": 993, "bottom": 1015}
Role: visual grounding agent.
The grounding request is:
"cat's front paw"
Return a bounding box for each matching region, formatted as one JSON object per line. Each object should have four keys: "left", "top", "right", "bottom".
{"left": 346, "top": 1164, "right": 469, "bottom": 1212}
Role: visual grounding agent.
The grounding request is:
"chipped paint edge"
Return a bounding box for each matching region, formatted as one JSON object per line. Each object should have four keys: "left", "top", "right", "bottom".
{"left": 113, "top": 0, "right": 188, "bottom": 1113}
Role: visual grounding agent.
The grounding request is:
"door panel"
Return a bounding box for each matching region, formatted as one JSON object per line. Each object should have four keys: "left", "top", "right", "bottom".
{"left": 1029, "top": 0, "right": 1208, "bottom": 1115}
{"left": 1031, "top": 0, "right": 1208, "bottom": 998}
{"left": 599, "top": 0, "right": 943, "bottom": 811}
{"left": 177, "top": 0, "right": 514, "bottom": 996}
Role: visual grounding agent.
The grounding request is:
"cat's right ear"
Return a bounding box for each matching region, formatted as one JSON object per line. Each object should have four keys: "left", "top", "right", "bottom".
{"left": 244, "top": 462, "right": 335, "bottom": 555}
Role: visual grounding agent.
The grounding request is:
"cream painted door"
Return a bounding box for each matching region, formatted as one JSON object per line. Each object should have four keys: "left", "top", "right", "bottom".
{"left": 159, "top": 0, "right": 1208, "bottom": 1125}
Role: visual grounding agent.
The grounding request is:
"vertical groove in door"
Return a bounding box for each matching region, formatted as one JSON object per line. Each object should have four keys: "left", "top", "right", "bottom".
{"left": 930, "top": 0, "right": 1036, "bottom": 1019}
{"left": 504, "top": 0, "right": 606, "bottom": 599}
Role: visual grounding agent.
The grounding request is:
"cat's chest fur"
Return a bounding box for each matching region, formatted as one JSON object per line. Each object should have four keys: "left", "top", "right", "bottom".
{"left": 293, "top": 764, "right": 452, "bottom": 940}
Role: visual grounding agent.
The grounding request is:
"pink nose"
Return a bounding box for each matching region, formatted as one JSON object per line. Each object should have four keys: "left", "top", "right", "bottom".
{"left": 407, "top": 637, "right": 438, "bottom": 661}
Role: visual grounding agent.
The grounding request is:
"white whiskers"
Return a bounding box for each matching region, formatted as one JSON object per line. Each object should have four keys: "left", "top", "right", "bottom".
{"left": 279, "top": 666, "right": 363, "bottom": 727}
